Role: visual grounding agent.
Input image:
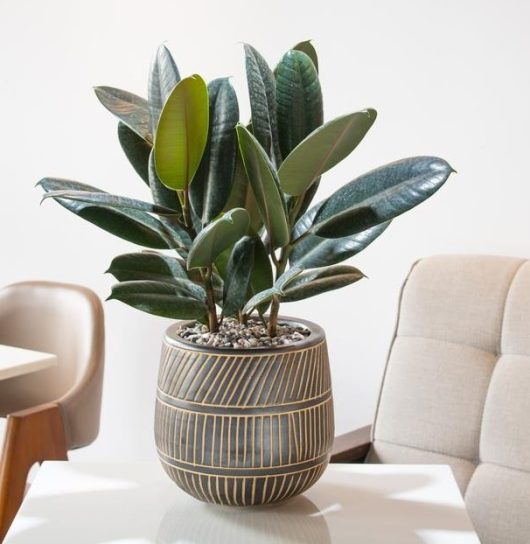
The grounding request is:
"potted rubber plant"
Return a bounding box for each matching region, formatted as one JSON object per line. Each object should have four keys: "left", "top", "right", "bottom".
{"left": 38, "top": 41, "right": 454, "bottom": 506}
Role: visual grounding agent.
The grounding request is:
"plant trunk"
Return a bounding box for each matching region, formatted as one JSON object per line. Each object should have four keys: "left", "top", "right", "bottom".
{"left": 268, "top": 295, "right": 280, "bottom": 337}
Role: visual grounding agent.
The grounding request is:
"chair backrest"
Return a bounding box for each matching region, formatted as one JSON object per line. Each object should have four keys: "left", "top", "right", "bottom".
{"left": 367, "top": 255, "right": 530, "bottom": 544}
{"left": 0, "top": 281, "right": 104, "bottom": 449}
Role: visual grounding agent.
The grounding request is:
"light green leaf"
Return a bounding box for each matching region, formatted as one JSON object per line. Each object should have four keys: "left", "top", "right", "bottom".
{"left": 154, "top": 75, "right": 209, "bottom": 190}
{"left": 278, "top": 110, "right": 377, "bottom": 196}
{"left": 187, "top": 208, "right": 250, "bottom": 269}
{"left": 236, "top": 124, "right": 289, "bottom": 247}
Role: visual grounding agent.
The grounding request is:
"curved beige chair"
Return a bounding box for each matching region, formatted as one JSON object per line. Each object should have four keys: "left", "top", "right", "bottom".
{"left": 332, "top": 255, "right": 530, "bottom": 544}
{"left": 0, "top": 281, "right": 104, "bottom": 541}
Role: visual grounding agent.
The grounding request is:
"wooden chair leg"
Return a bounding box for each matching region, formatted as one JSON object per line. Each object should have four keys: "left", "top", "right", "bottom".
{"left": 0, "top": 403, "right": 68, "bottom": 542}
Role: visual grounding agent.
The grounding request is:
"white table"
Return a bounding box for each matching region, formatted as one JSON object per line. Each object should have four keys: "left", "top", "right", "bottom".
{"left": 0, "top": 344, "right": 57, "bottom": 381}
{"left": 4, "top": 462, "right": 479, "bottom": 543}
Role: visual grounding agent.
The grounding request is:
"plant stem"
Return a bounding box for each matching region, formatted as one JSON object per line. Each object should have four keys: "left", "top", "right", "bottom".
{"left": 268, "top": 246, "right": 290, "bottom": 337}
{"left": 178, "top": 189, "right": 192, "bottom": 230}
{"left": 203, "top": 266, "right": 219, "bottom": 332}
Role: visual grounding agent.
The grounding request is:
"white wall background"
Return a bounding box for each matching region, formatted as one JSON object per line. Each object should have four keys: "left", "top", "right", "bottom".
{"left": 1, "top": 0, "right": 529, "bottom": 460}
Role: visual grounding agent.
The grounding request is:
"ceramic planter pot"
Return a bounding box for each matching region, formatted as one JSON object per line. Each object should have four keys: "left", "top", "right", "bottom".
{"left": 154, "top": 317, "right": 334, "bottom": 506}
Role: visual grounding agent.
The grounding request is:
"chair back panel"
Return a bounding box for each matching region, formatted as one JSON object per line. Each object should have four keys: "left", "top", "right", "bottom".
{"left": 0, "top": 282, "right": 104, "bottom": 448}
{"left": 367, "top": 255, "right": 530, "bottom": 544}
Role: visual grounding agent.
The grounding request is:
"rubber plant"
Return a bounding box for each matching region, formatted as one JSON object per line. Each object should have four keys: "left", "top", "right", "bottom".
{"left": 38, "top": 41, "right": 455, "bottom": 336}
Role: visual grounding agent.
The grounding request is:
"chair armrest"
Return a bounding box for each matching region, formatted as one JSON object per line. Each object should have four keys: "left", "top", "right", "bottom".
{"left": 330, "top": 424, "right": 372, "bottom": 463}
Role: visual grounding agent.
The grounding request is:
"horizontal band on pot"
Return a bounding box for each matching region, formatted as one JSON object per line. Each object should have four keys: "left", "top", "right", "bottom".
{"left": 156, "top": 388, "right": 333, "bottom": 415}
{"left": 158, "top": 449, "right": 329, "bottom": 477}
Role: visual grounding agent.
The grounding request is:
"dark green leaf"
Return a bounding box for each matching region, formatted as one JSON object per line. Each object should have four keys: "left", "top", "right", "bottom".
{"left": 187, "top": 208, "right": 250, "bottom": 269}
{"left": 278, "top": 110, "right": 377, "bottom": 196}
{"left": 281, "top": 265, "right": 365, "bottom": 302}
{"left": 236, "top": 124, "right": 289, "bottom": 247}
{"left": 222, "top": 236, "right": 255, "bottom": 316}
{"left": 248, "top": 236, "right": 273, "bottom": 314}
{"left": 313, "top": 156, "right": 455, "bottom": 234}
{"left": 94, "top": 86, "right": 152, "bottom": 143}
{"left": 290, "top": 202, "right": 391, "bottom": 268}
{"left": 107, "top": 281, "right": 207, "bottom": 319}
{"left": 276, "top": 50, "right": 323, "bottom": 159}
{"left": 154, "top": 75, "right": 209, "bottom": 190}
{"left": 244, "top": 44, "right": 281, "bottom": 165}
{"left": 311, "top": 206, "right": 378, "bottom": 238}
{"left": 37, "top": 178, "right": 181, "bottom": 249}
{"left": 108, "top": 253, "right": 205, "bottom": 301}
{"left": 148, "top": 151, "right": 181, "bottom": 211}
{"left": 107, "top": 251, "right": 188, "bottom": 283}
{"left": 242, "top": 266, "right": 303, "bottom": 314}
{"left": 293, "top": 40, "right": 318, "bottom": 72}
{"left": 242, "top": 264, "right": 363, "bottom": 312}
{"left": 41, "top": 190, "right": 179, "bottom": 216}
{"left": 117, "top": 122, "right": 151, "bottom": 185}
{"left": 148, "top": 44, "right": 181, "bottom": 132}
{"left": 190, "top": 78, "right": 239, "bottom": 225}
{"left": 223, "top": 151, "right": 263, "bottom": 233}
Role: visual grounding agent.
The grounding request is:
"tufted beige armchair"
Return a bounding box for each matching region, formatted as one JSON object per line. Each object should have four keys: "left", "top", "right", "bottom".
{"left": 331, "top": 255, "right": 530, "bottom": 544}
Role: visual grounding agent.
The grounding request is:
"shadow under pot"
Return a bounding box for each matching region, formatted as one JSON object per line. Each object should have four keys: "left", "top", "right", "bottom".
{"left": 154, "top": 316, "right": 334, "bottom": 506}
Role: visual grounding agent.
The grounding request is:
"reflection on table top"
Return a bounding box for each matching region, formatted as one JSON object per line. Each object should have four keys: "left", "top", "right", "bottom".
{"left": 5, "top": 461, "right": 479, "bottom": 543}
{"left": 0, "top": 344, "right": 57, "bottom": 381}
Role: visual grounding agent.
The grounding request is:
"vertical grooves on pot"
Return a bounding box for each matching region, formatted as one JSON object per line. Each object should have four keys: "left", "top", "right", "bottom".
{"left": 155, "top": 321, "right": 334, "bottom": 506}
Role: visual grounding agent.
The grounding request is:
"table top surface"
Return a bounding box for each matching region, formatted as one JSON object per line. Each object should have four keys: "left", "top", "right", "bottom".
{"left": 0, "top": 344, "right": 57, "bottom": 381}
{"left": 5, "top": 461, "right": 479, "bottom": 544}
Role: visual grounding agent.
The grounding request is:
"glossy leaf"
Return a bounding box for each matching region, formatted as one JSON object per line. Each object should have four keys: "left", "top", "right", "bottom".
{"left": 222, "top": 236, "right": 255, "bottom": 316}
{"left": 242, "top": 266, "right": 303, "bottom": 314}
{"left": 290, "top": 201, "right": 391, "bottom": 268}
{"left": 243, "top": 264, "right": 363, "bottom": 312}
{"left": 311, "top": 206, "right": 378, "bottom": 238}
{"left": 154, "top": 75, "right": 209, "bottom": 190}
{"left": 293, "top": 40, "right": 318, "bottom": 72}
{"left": 313, "top": 156, "right": 455, "bottom": 235}
{"left": 278, "top": 110, "right": 377, "bottom": 196}
{"left": 187, "top": 208, "right": 250, "bottom": 269}
{"left": 117, "top": 122, "right": 151, "bottom": 185}
{"left": 94, "top": 87, "right": 152, "bottom": 142}
{"left": 276, "top": 50, "right": 323, "bottom": 159}
{"left": 281, "top": 265, "right": 364, "bottom": 302}
{"left": 147, "top": 151, "right": 181, "bottom": 211}
{"left": 107, "top": 251, "right": 188, "bottom": 283}
{"left": 223, "top": 150, "right": 263, "bottom": 233}
{"left": 37, "top": 178, "right": 181, "bottom": 249}
{"left": 148, "top": 44, "right": 181, "bottom": 132}
{"left": 41, "top": 190, "right": 179, "bottom": 216}
{"left": 236, "top": 124, "right": 289, "bottom": 247}
{"left": 244, "top": 44, "right": 281, "bottom": 165}
{"left": 248, "top": 236, "right": 273, "bottom": 314}
{"left": 190, "top": 78, "right": 239, "bottom": 225}
{"left": 107, "top": 281, "right": 207, "bottom": 319}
